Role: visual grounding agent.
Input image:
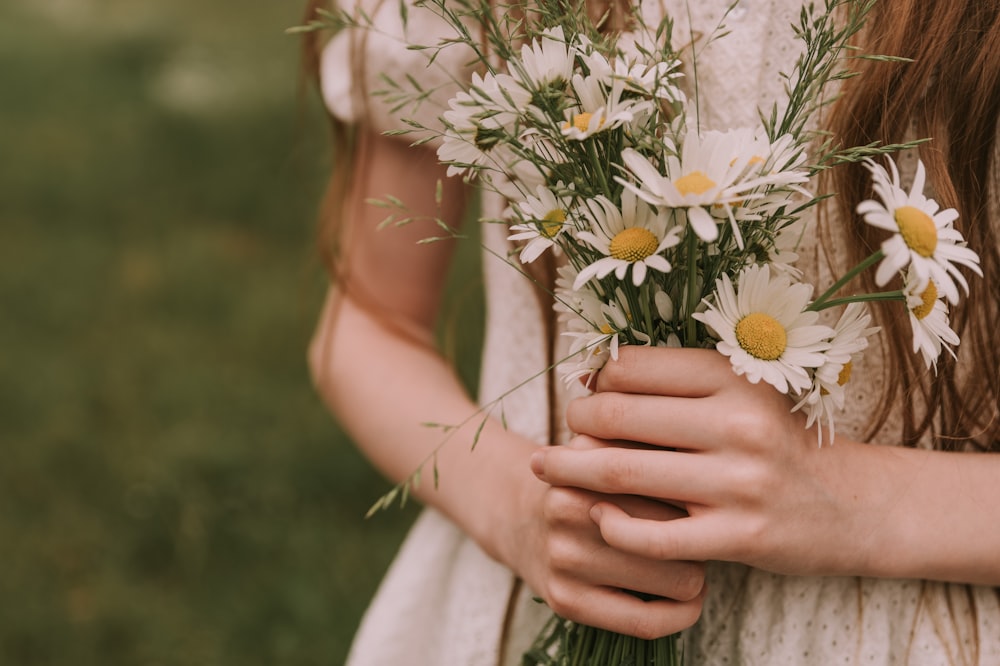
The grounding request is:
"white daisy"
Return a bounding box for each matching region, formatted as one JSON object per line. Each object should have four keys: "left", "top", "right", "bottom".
{"left": 556, "top": 273, "right": 625, "bottom": 387}
{"left": 903, "top": 266, "right": 959, "bottom": 370}
{"left": 618, "top": 128, "right": 810, "bottom": 245}
{"left": 436, "top": 72, "right": 531, "bottom": 177}
{"left": 857, "top": 157, "right": 982, "bottom": 304}
{"left": 508, "top": 184, "right": 576, "bottom": 263}
{"left": 561, "top": 328, "right": 613, "bottom": 388}
{"left": 561, "top": 72, "right": 647, "bottom": 141}
{"left": 579, "top": 44, "right": 685, "bottom": 103}
{"left": 573, "top": 189, "right": 682, "bottom": 289}
{"left": 793, "top": 303, "right": 878, "bottom": 444}
{"left": 515, "top": 26, "right": 576, "bottom": 91}
{"left": 693, "top": 264, "right": 834, "bottom": 394}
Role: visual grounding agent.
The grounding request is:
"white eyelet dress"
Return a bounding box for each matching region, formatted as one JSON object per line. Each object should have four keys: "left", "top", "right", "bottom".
{"left": 319, "top": 0, "right": 1000, "bottom": 663}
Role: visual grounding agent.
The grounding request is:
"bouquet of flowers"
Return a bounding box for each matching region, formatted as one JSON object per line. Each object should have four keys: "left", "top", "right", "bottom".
{"left": 302, "top": 0, "right": 982, "bottom": 663}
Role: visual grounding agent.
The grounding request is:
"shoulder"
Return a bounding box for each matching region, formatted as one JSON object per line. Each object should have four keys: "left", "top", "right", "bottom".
{"left": 319, "top": 0, "right": 477, "bottom": 137}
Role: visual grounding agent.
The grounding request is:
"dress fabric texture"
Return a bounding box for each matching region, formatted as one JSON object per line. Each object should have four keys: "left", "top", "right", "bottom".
{"left": 320, "top": 0, "right": 1000, "bottom": 663}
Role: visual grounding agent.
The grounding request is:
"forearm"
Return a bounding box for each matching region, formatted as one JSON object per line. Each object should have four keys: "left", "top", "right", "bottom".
{"left": 843, "top": 440, "right": 1000, "bottom": 585}
{"left": 311, "top": 290, "right": 541, "bottom": 564}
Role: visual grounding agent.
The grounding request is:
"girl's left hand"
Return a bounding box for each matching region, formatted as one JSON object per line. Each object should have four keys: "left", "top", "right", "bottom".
{"left": 532, "top": 346, "right": 891, "bottom": 578}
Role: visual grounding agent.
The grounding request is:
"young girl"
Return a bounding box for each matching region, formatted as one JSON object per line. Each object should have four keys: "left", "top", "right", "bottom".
{"left": 306, "top": 0, "right": 1000, "bottom": 663}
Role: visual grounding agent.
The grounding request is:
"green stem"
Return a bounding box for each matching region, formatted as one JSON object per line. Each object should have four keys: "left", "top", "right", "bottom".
{"left": 809, "top": 290, "right": 904, "bottom": 311}
{"left": 642, "top": 280, "right": 655, "bottom": 339}
{"left": 808, "top": 249, "right": 884, "bottom": 311}
{"left": 684, "top": 228, "right": 699, "bottom": 346}
{"left": 586, "top": 139, "right": 612, "bottom": 198}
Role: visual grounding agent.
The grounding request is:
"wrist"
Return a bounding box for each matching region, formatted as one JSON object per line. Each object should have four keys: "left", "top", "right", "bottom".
{"left": 834, "top": 443, "right": 1000, "bottom": 585}
{"left": 483, "top": 440, "right": 548, "bottom": 574}
{"left": 808, "top": 439, "right": 912, "bottom": 578}
{"left": 430, "top": 421, "right": 542, "bottom": 570}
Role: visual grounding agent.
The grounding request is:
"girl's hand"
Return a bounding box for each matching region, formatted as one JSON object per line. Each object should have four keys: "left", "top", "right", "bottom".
{"left": 531, "top": 346, "right": 889, "bottom": 578}
{"left": 506, "top": 438, "right": 706, "bottom": 640}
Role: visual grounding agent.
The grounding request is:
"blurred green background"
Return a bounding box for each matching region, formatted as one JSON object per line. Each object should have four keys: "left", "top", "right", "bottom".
{"left": 1, "top": 1, "right": 481, "bottom": 664}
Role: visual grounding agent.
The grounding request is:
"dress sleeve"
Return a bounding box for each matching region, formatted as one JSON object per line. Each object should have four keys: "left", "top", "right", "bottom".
{"left": 319, "top": 0, "right": 477, "bottom": 142}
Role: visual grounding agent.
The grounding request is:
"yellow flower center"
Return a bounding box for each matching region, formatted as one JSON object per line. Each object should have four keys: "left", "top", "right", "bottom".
{"left": 735, "top": 312, "right": 787, "bottom": 360}
{"left": 674, "top": 170, "right": 716, "bottom": 196}
{"left": 609, "top": 227, "right": 659, "bottom": 262}
{"left": 894, "top": 206, "right": 938, "bottom": 257}
{"left": 820, "top": 361, "right": 853, "bottom": 396}
{"left": 599, "top": 323, "right": 614, "bottom": 334}
{"left": 565, "top": 112, "right": 602, "bottom": 133}
{"left": 911, "top": 281, "right": 938, "bottom": 320}
{"left": 537, "top": 209, "right": 565, "bottom": 239}
{"left": 837, "top": 361, "right": 853, "bottom": 386}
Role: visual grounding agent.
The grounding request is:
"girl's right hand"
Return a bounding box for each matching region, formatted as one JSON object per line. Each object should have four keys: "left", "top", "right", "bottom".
{"left": 508, "top": 438, "right": 706, "bottom": 640}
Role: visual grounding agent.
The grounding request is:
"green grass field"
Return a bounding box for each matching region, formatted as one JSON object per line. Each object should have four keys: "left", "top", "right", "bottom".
{"left": 0, "top": 2, "right": 481, "bottom": 663}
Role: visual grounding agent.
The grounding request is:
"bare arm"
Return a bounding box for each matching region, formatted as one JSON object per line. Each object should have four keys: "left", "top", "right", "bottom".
{"left": 309, "top": 132, "right": 705, "bottom": 638}
{"left": 532, "top": 346, "right": 1000, "bottom": 586}
{"left": 308, "top": 132, "right": 530, "bottom": 552}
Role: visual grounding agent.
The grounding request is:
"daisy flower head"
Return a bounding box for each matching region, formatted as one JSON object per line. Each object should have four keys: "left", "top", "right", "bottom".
{"left": 693, "top": 264, "right": 834, "bottom": 394}
{"left": 558, "top": 287, "right": 630, "bottom": 388}
{"left": 765, "top": 221, "right": 806, "bottom": 279}
{"left": 578, "top": 42, "right": 685, "bottom": 103}
{"left": 903, "top": 265, "right": 959, "bottom": 370}
{"left": 561, "top": 329, "right": 612, "bottom": 388}
{"left": 618, "top": 128, "right": 809, "bottom": 246}
{"left": 573, "top": 189, "right": 682, "bottom": 289}
{"left": 436, "top": 72, "right": 531, "bottom": 177}
{"left": 792, "top": 303, "right": 879, "bottom": 445}
{"left": 561, "top": 72, "right": 647, "bottom": 141}
{"left": 508, "top": 183, "right": 576, "bottom": 263}
{"left": 516, "top": 26, "right": 576, "bottom": 93}
{"left": 741, "top": 132, "right": 808, "bottom": 179}
{"left": 857, "top": 157, "right": 982, "bottom": 304}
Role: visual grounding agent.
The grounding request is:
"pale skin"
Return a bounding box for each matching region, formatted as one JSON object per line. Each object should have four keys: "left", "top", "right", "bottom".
{"left": 310, "top": 131, "right": 704, "bottom": 640}
{"left": 310, "top": 131, "right": 1000, "bottom": 643}
{"left": 533, "top": 346, "right": 1000, "bottom": 587}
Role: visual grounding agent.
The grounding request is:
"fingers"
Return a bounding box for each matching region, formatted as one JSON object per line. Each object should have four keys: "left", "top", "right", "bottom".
{"left": 565, "top": 543, "right": 706, "bottom": 603}
{"left": 566, "top": 393, "right": 722, "bottom": 450}
{"left": 592, "top": 502, "right": 734, "bottom": 564}
{"left": 542, "top": 488, "right": 704, "bottom": 604}
{"left": 532, "top": 446, "right": 719, "bottom": 503}
{"left": 542, "top": 582, "right": 705, "bottom": 640}
{"left": 595, "top": 346, "right": 733, "bottom": 397}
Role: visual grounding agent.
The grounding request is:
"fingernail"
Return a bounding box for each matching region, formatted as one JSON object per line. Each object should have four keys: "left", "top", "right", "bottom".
{"left": 590, "top": 504, "right": 603, "bottom": 522}
{"left": 530, "top": 449, "right": 547, "bottom": 480}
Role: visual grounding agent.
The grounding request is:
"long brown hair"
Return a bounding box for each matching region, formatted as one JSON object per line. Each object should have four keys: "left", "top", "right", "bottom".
{"left": 301, "top": 0, "right": 360, "bottom": 281}
{"left": 829, "top": 1, "right": 1000, "bottom": 450}
{"left": 303, "top": 0, "right": 1000, "bottom": 450}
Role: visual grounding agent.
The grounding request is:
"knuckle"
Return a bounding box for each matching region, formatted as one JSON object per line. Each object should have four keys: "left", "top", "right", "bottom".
{"left": 598, "top": 454, "right": 642, "bottom": 491}
{"left": 546, "top": 534, "right": 583, "bottom": 571}
{"left": 592, "top": 394, "right": 629, "bottom": 436}
{"left": 542, "top": 487, "right": 588, "bottom": 525}
{"left": 720, "top": 407, "right": 769, "bottom": 443}
{"left": 544, "top": 583, "right": 579, "bottom": 620}
{"left": 725, "top": 459, "right": 770, "bottom": 501}
{"left": 644, "top": 527, "right": 678, "bottom": 560}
